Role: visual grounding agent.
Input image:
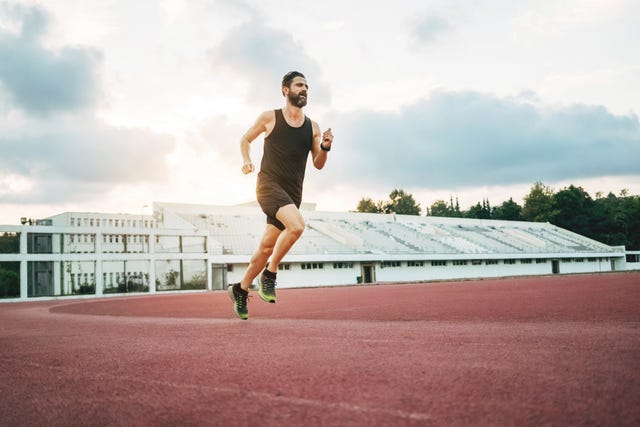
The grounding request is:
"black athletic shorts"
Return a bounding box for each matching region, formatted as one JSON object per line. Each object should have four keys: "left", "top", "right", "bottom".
{"left": 256, "top": 173, "right": 301, "bottom": 231}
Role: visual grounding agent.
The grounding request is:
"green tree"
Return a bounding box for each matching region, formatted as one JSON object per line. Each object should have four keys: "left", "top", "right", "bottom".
{"left": 592, "top": 192, "right": 637, "bottom": 248}
{"left": 625, "top": 194, "right": 640, "bottom": 249}
{"left": 466, "top": 202, "right": 483, "bottom": 219}
{"left": 465, "top": 198, "right": 491, "bottom": 219}
{"left": 521, "top": 182, "right": 557, "bottom": 222}
{"left": 449, "top": 196, "right": 462, "bottom": 217}
{"left": 427, "top": 200, "right": 450, "bottom": 217}
{"left": 427, "top": 196, "right": 462, "bottom": 217}
{"left": 384, "top": 189, "right": 421, "bottom": 215}
{"left": 356, "top": 197, "right": 381, "bottom": 213}
{"left": 492, "top": 198, "right": 522, "bottom": 221}
{"left": 552, "top": 185, "right": 594, "bottom": 238}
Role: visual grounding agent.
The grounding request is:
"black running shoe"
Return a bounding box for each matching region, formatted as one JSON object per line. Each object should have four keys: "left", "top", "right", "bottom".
{"left": 258, "top": 273, "right": 276, "bottom": 303}
{"left": 227, "top": 283, "right": 249, "bottom": 320}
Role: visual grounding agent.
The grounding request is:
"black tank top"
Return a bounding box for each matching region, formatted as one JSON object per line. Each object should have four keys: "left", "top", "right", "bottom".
{"left": 259, "top": 109, "right": 313, "bottom": 197}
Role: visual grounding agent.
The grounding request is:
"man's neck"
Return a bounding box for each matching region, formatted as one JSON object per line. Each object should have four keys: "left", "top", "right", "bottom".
{"left": 283, "top": 104, "right": 304, "bottom": 120}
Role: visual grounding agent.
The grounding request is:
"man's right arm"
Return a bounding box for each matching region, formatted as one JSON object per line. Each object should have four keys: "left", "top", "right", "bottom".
{"left": 240, "top": 110, "right": 273, "bottom": 175}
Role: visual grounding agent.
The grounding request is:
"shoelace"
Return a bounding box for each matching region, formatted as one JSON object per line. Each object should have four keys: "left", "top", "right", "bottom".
{"left": 235, "top": 288, "right": 251, "bottom": 308}
{"left": 262, "top": 277, "right": 276, "bottom": 294}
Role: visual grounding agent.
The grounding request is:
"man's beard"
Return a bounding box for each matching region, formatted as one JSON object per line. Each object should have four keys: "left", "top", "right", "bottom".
{"left": 288, "top": 91, "right": 307, "bottom": 107}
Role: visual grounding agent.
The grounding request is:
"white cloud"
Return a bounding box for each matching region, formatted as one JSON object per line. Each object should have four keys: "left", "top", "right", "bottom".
{"left": 323, "top": 20, "right": 344, "bottom": 31}
{"left": 0, "top": 3, "right": 102, "bottom": 115}
{"left": 0, "top": 3, "right": 175, "bottom": 208}
{"left": 537, "top": 66, "right": 640, "bottom": 116}
{"left": 324, "top": 90, "right": 640, "bottom": 189}
{"left": 1, "top": 0, "right": 639, "bottom": 225}
{"left": 0, "top": 172, "right": 35, "bottom": 196}
{"left": 514, "top": 0, "right": 627, "bottom": 35}
{"left": 411, "top": 13, "right": 452, "bottom": 44}
{"left": 0, "top": 115, "right": 175, "bottom": 203}
{"left": 208, "top": 13, "right": 331, "bottom": 107}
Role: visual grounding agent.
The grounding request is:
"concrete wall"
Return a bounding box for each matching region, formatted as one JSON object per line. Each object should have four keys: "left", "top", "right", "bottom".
{"left": 224, "top": 258, "right": 615, "bottom": 289}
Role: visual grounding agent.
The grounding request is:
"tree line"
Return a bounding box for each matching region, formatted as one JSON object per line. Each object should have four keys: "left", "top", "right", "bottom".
{"left": 356, "top": 182, "right": 640, "bottom": 250}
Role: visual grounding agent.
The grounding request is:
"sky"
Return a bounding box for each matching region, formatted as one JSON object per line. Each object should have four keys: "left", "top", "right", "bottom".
{"left": 1, "top": 0, "right": 639, "bottom": 224}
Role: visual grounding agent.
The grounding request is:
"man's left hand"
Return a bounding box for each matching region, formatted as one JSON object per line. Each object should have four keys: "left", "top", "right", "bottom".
{"left": 322, "top": 128, "right": 333, "bottom": 149}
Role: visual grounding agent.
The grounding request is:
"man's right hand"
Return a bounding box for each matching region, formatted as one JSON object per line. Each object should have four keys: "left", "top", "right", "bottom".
{"left": 242, "top": 161, "right": 255, "bottom": 174}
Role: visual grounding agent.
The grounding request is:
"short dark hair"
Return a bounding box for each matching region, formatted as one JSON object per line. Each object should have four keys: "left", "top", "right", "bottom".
{"left": 282, "top": 71, "right": 305, "bottom": 88}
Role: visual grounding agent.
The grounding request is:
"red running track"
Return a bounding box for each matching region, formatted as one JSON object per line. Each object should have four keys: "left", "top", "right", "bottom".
{"left": 1, "top": 272, "right": 639, "bottom": 426}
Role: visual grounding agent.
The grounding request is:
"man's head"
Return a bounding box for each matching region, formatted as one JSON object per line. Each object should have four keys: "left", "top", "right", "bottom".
{"left": 282, "top": 71, "right": 308, "bottom": 107}
{"left": 282, "top": 71, "right": 305, "bottom": 88}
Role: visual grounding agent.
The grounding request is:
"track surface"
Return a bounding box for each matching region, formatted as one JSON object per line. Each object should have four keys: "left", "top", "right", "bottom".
{"left": 1, "top": 272, "right": 639, "bottom": 426}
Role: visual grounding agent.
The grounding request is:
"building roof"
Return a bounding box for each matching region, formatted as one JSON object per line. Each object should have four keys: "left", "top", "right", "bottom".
{"left": 155, "top": 202, "right": 616, "bottom": 258}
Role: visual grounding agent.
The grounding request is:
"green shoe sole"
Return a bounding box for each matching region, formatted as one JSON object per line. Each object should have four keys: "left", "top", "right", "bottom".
{"left": 258, "top": 289, "right": 276, "bottom": 304}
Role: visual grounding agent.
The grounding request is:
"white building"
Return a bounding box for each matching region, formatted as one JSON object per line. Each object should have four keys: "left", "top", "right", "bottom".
{"left": 0, "top": 201, "right": 636, "bottom": 301}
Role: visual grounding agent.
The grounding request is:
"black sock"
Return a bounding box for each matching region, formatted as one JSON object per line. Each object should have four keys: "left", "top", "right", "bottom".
{"left": 263, "top": 269, "right": 277, "bottom": 280}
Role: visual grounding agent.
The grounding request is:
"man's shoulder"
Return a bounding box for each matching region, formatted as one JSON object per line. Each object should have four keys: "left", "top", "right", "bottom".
{"left": 259, "top": 109, "right": 277, "bottom": 119}
{"left": 255, "top": 110, "right": 276, "bottom": 130}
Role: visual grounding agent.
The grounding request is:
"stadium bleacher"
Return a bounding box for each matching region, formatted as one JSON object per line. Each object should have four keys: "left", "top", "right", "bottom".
{"left": 166, "top": 204, "right": 616, "bottom": 257}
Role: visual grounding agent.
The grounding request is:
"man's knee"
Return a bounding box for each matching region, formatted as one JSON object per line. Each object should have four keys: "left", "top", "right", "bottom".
{"left": 258, "top": 240, "right": 275, "bottom": 256}
{"left": 276, "top": 204, "right": 305, "bottom": 238}
{"left": 287, "top": 220, "right": 305, "bottom": 238}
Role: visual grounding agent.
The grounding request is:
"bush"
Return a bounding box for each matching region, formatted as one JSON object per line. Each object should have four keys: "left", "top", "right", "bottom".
{"left": 76, "top": 283, "right": 95, "bottom": 295}
{"left": 0, "top": 268, "right": 20, "bottom": 298}
{"left": 182, "top": 279, "right": 206, "bottom": 290}
{"left": 116, "top": 280, "right": 149, "bottom": 293}
{"left": 182, "top": 271, "right": 207, "bottom": 290}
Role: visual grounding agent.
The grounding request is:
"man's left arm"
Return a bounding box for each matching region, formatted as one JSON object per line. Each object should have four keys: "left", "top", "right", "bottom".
{"left": 312, "top": 122, "right": 333, "bottom": 170}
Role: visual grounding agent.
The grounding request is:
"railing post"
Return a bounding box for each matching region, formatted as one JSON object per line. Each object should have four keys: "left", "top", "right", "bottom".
{"left": 20, "top": 229, "right": 27, "bottom": 300}
{"left": 149, "top": 232, "right": 156, "bottom": 293}
{"left": 95, "top": 232, "right": 103, "bottom": 296}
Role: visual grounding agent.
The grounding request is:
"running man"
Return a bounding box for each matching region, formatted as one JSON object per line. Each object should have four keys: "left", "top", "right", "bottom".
{"left": 228, "top": 71, "right": 334, "bottom": 319}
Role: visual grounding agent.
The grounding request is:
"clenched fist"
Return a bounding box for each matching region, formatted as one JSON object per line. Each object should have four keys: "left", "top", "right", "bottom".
{"left": 241, "top": 161, "right": 255, "bottom": 175}
{"left": 321, "top": 128, "right": 333, "bottom": 150}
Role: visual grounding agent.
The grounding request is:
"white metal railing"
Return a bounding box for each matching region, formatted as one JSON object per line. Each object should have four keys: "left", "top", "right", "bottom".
{"left": 0, "top": 225, "right": 210, "bottom": 301}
